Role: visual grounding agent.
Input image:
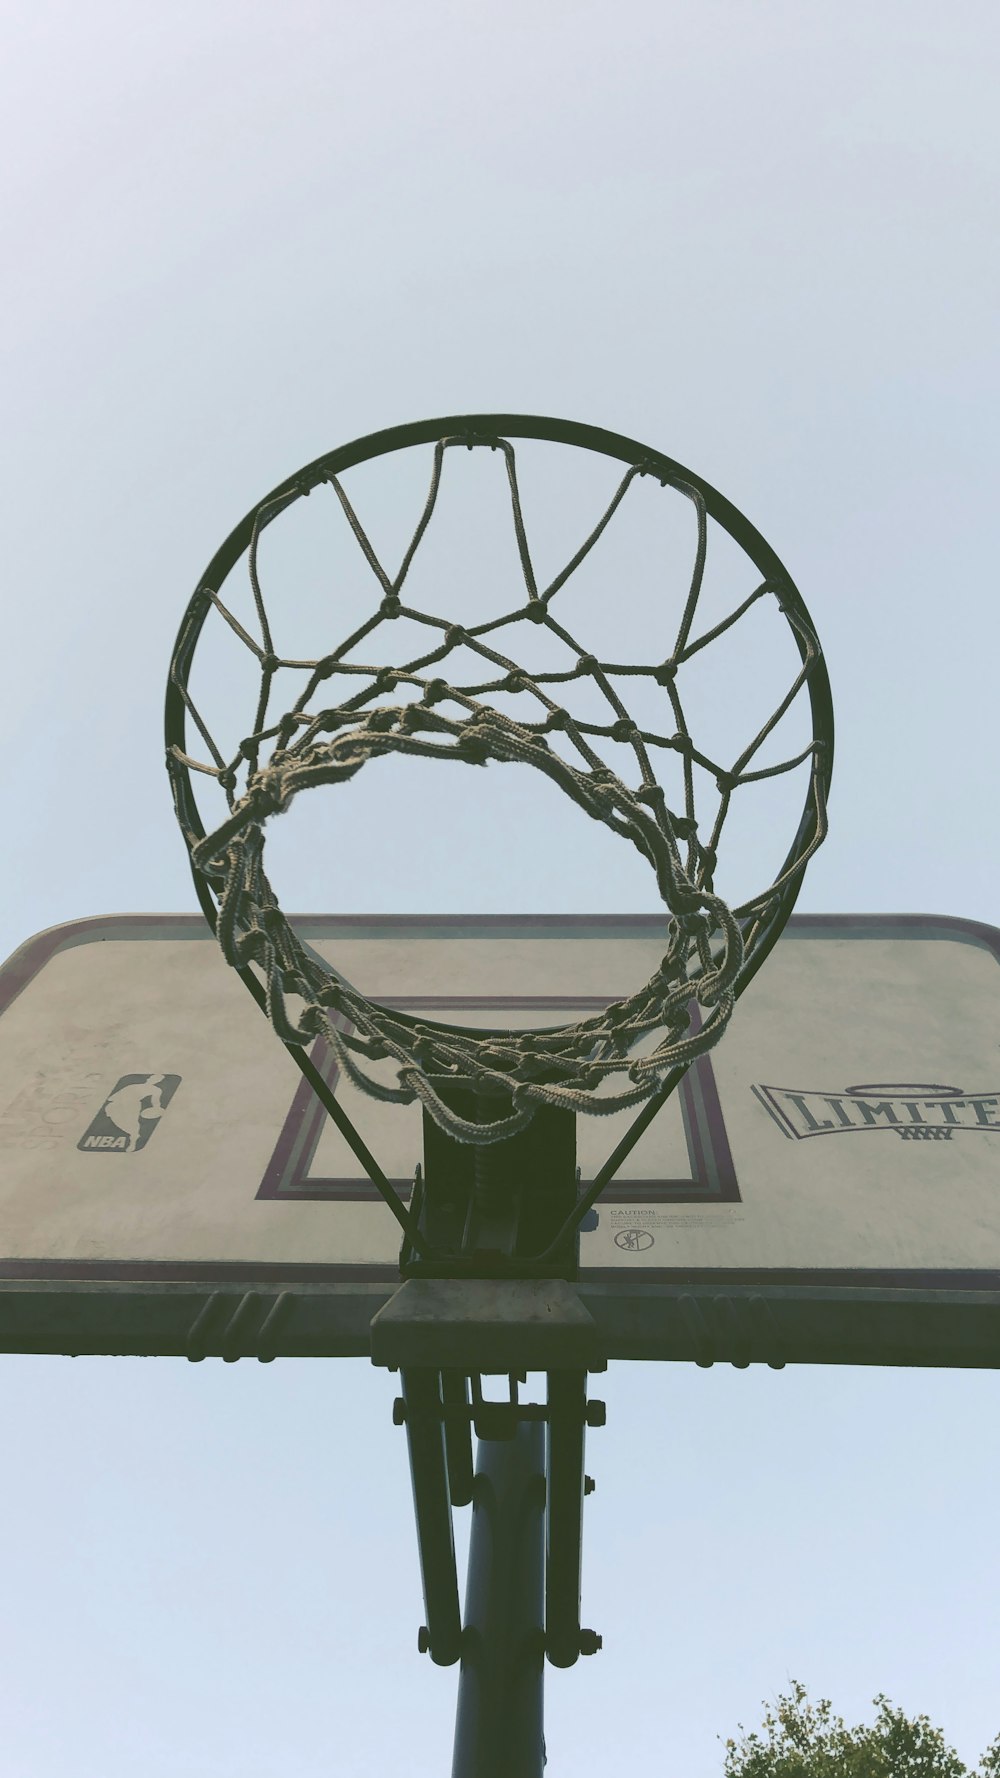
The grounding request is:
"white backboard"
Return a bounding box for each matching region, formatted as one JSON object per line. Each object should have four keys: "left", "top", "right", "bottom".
{"left": 1, "top": 913, "right": 998, "bottom": 1364}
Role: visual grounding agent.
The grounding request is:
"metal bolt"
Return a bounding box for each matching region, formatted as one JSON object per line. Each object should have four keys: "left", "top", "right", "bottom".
{"left": 584, "top": 1475, "right": 596, "bottom": 1495}
{"left": 585, "top": 1400, "right": 606, "bottom": 1428}
{"left": 579, "top": 1629, "right": 603, "bottom": 1656}
{"left": 417, "top": 1626, "right": 431, "bottom": 1654}
{"left": 392, "top": 1398, "right": 407, "bottom": 1426}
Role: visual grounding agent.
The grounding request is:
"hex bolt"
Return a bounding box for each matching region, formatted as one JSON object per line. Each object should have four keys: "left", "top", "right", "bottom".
{"left": 585, "top": 1400, "right": 606, "bottom": 1428}
{"left": 417, "top": 1626, "right": 431, "bottom": 1655}
{"left": 392, "top": 1398, "right": 407, "bottom": 1426}
{"left": 579, "top": 1629, "right": 603, "bottom": 1656}
{"left": 584, "top": 1475, "right": 596, "bottom": 1495}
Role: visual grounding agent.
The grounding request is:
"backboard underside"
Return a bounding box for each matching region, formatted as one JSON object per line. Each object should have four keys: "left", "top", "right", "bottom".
{"left": 1, "top": 913, "right": 998, "bottom": 1365}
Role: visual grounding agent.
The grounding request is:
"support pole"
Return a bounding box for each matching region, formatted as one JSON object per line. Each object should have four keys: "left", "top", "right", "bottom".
{"left": 451, "top": 1422, "right": 546, "bottom": 1778}
{"left": 401, "top": 1369, "right": 463, "bottom": 1667}
{"left": 441, "top": 1370, "right": 475, "bottom": 1508}
{"left": 544, "top": 1369, "right": 586, "bottom": 1668}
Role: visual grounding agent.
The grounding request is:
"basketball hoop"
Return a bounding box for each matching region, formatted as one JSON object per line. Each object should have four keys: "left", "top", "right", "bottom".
{"left": 166, "top": 416, "right": 832, "bottom": 1151}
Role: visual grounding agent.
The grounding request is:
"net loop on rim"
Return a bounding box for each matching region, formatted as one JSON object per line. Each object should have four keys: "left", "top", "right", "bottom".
{"left": 167, "top": 418, "right": 832, "bottom": 1147}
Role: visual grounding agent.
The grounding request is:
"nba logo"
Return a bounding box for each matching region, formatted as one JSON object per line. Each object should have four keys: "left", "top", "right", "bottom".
{"left": 78, "top": 1074, "right": 181, "bottom": 1153}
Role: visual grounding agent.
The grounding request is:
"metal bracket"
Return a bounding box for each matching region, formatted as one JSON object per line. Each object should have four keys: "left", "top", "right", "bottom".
{"left": 371, "top": 1277, "right": 607, "bottom": 1374}
{"left": 391, "top": 1363, "right": 602, "bottom": 1681}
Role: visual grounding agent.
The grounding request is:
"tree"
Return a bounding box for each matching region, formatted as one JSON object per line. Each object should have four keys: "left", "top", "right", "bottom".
{"left": 723, "top": 1681, "right": 1000, "bottom": 1778}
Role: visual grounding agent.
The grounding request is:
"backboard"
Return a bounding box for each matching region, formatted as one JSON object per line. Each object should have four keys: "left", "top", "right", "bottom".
{"left": 1, "top": 913, "right": 998, "bottom": 1365}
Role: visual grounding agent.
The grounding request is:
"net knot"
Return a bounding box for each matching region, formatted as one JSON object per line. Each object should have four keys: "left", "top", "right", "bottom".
{"left": 412, "top": 1032, "right": 437, "bottom": 1070}
{"left": 513, "top": 1057, "right": 547, "bottom": 1082}
{"left": 628, "top": 1057, "right": 660, "bottom": 1085}
{"left": 380, "top": 595, "right": 401, "bottom": 618}
{"left": 670, "top": 812, "right": 697, "bottom": 840}
{"left": 459, "top": 732, "right": 490, "bottom": 764}
{"left": 511, "top": 1082, "right": 538, "bottom": 1112}
{"left": 252, "top": 777, "right": 288, "bottom": 817}
{"left": 611, "top": 718, "right": 637, "bottom": 743}
{"left": 655, "top": 965, "right": 689, "bottom": 1001}
{"left": 577, "top": 653, "right": 598, "bottom": 675}
{"left": 479, "top": 1048, "right": 511, "bottom": 1071}
{"left": 673, "top": 897, "right": 708, "bottom": 925}
{"left": 445, "top": 625, "right": 465, "bottom": 647}
{"left": 654, "top": 660, "right": 677, "bottom": 686}
{"left": 523, "top": 602, "right": 548, "bottom": 624}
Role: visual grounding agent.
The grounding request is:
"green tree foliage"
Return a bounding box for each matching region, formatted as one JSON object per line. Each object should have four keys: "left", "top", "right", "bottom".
{"left": 723, "top": 1682, "right": 1000, "bottom": 1778}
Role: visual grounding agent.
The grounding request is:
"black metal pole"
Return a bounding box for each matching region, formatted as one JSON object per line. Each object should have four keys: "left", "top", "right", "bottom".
{"left": 544, "top": 1370, "right": 586, "bottom": 1668}
{"left": 401, "top": 1369, "right": 463, "bottom": 1667}
{"left": 441, "top": 1370, "right": 475, "bottom": 1508}
{"left": 451, "top": 1422, "right": 547, "bottom": 1778}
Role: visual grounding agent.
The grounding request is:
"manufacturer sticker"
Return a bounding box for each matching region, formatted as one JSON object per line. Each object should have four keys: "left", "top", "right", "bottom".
{"left": 754, "top": 1082, "right": 1000, "bottom": 1142}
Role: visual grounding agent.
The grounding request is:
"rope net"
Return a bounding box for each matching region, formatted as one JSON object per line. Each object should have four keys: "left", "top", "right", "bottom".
{"left": 167, "top": 425, "right": 830, "bottom": 1146}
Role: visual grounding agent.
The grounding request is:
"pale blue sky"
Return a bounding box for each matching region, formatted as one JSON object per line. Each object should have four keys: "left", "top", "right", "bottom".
{"left": 1, "top": 2, "right": 999, "bottom": 1772}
